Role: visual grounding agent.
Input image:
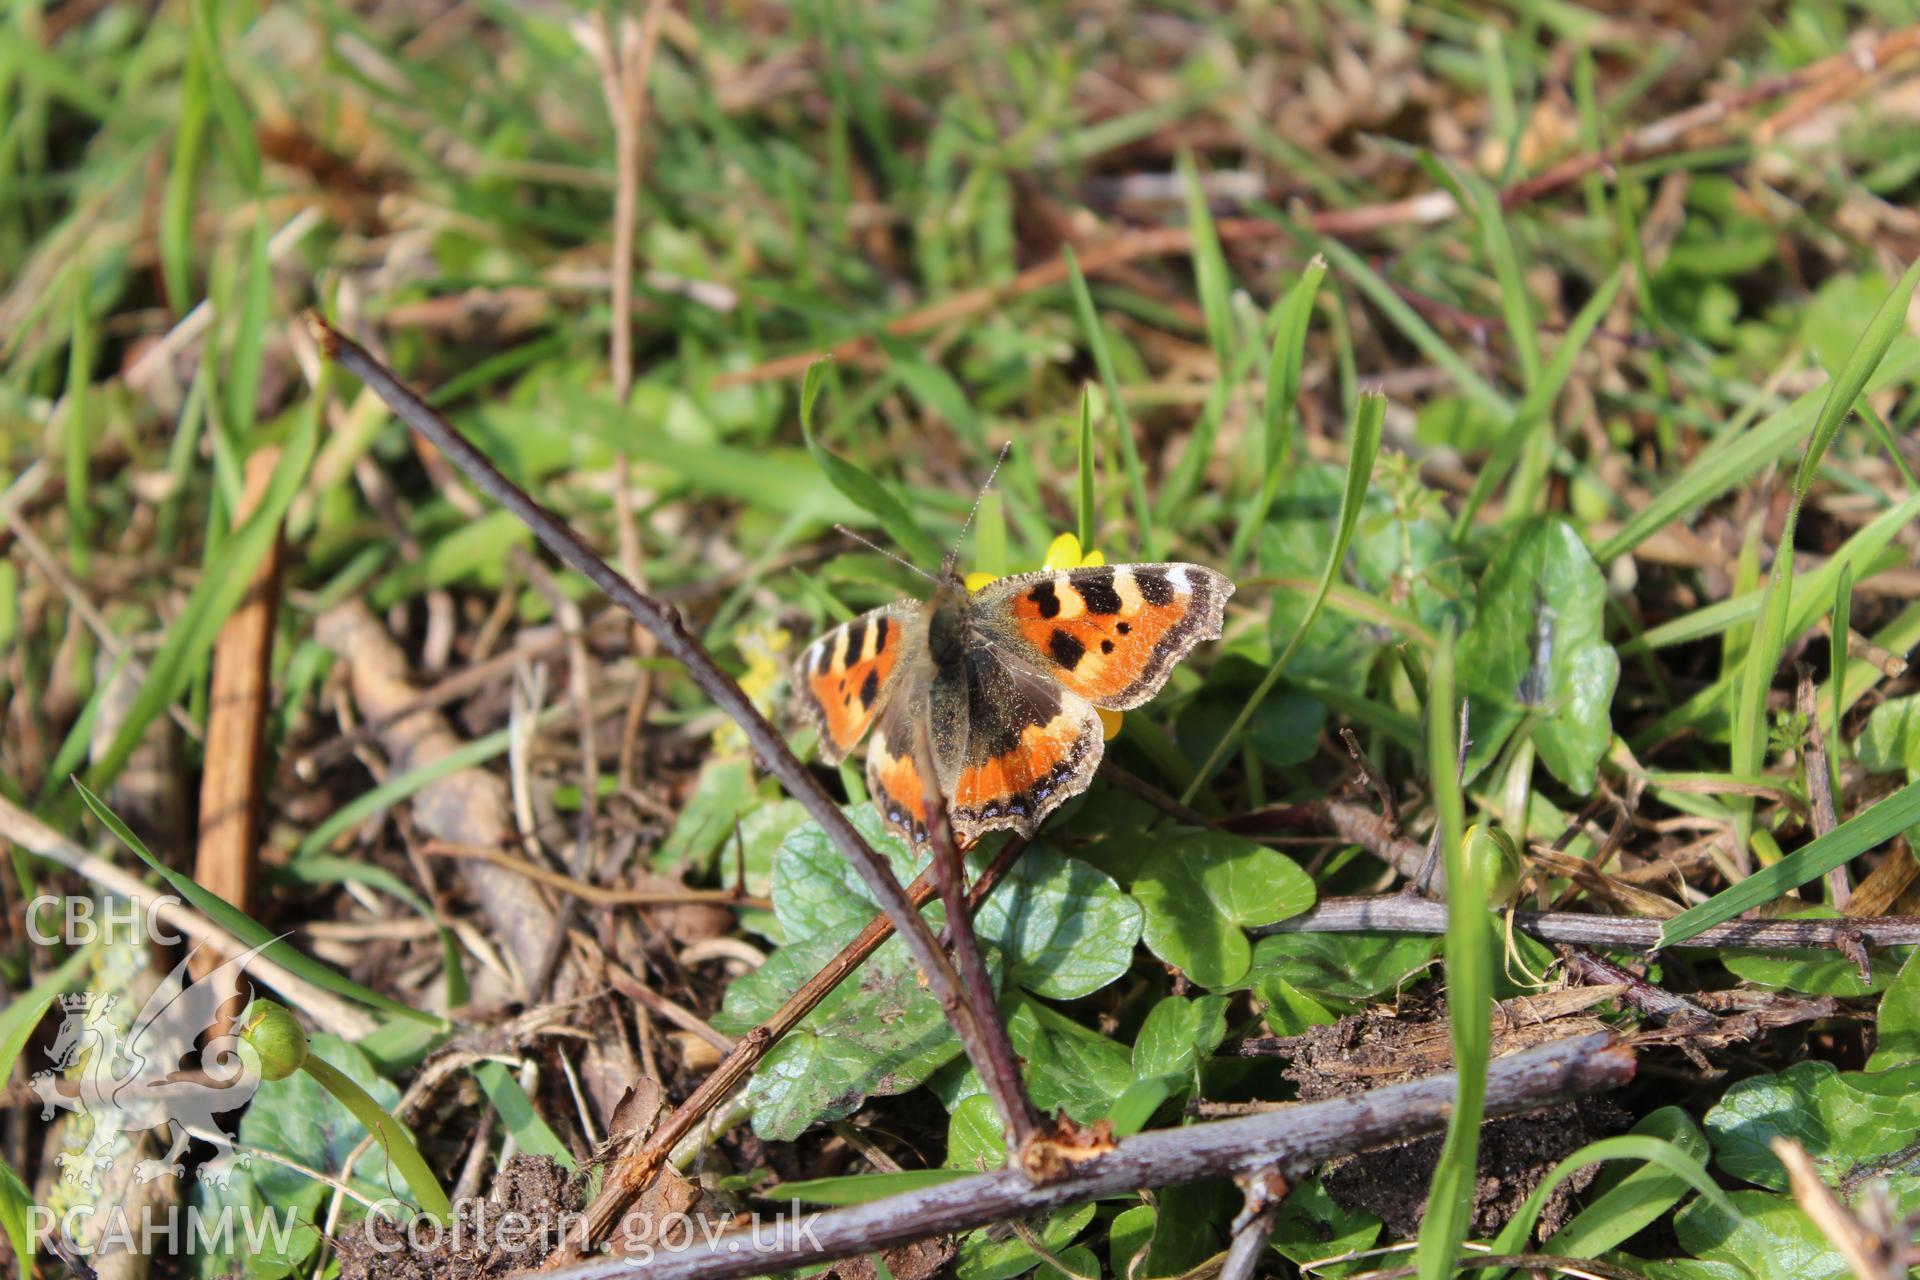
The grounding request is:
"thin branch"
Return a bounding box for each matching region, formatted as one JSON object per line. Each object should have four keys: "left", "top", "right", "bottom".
{"left": 577, "top": 6, "right": 669, "bottom": 794}
{"left": 1339, "top": 728, "right": 1396, "bottom": 828}
{"left": 1264, "top": 894, "right": 1920, "bottom": 950}
{"left": 1219, "top": 1169, "right": 1290, "bottom": 1280}
{"left": 1798, "top": 667, "right": 1848, "bottom": 909}
{"left": 420, "top": 840, "right": 770, "bottom": 908}
{"left": 916, "top": 729, "right": 1041, "bottom": 1154}
{"left": 1553, "top": 945, "right": 1712, "bottom": 1030}
{"left": 538, "top": 1033, "right": 1636, "bottom": 1280}
{"left": 1773, "top": 1138, "right": 1908, "bottom": 1280}
{"left": 574, "top": 838, "right": 1028, "bottom": 1249}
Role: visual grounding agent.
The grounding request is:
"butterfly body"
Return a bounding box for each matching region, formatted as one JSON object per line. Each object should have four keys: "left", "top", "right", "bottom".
{"left": 794, "top": 563, "right": 1232, "bottom": 845}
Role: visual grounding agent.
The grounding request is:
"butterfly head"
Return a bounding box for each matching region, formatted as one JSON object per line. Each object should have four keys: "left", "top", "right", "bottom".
{"left": 926, "top": 571, "right": 971, "bottom": 669}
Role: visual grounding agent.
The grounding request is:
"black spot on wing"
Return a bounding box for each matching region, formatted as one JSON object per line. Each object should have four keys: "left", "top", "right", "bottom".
{"left": 1100, "top": 639, "right": 1114, "bottom": 654}
{"left": 873, "top": 615, "right": 889, "bottom": 655}
{"left": 1133, "top": 568, "right": 1174, "bottom": 606}
{"left": 1117, "top": 622, "right": 1131, "bottom": 635}
{"left": 1076, "top": 568, "right": 1122, "bottom": 614}
{"left": 1049, "top": 629, "right": 1086, "bottom": 670}
{"left": 848, "top": 615, "right": 871, "bottom": 664}
{"left": 1027, "top": 580, "right": 1062, "bottom": 619}
{"left": 859, "top": 668, "right": 880, "bottom": 709}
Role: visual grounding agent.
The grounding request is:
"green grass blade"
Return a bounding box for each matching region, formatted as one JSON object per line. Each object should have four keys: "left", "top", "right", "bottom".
{"left": 162, "top": 49, "right": 210, "bottom": 315}
{"left": 187, "top": 0, "right": 262, "bottom": 190}
{"left": 1622, "top": 491, "right": 1920, "bottom": 653}
{"left": 1730, "top": 257, "right": 1920, "bottom": 852}
{"left": 0, "top": 26, "right": 111, "bottom": 118}
{"left": 1831, "top": 564, "right": 1852, "bottom": 804}
{"left": 1076, "top": 386, "right": 1095, "bottom": 553}
{"left": 296, "top": 724, "right": 510, "bottom": 859}
{"left": 0, "top": 946, "right": 93, "bottom": 1082}
{"left": 1794, "top": 256, "right": 1920, "bottom": 499}
{"left": 1483, "top": 1135, "right": 1729, "bottom": 1280}
{"left": 1065, "top": 246, "right": 1154, "bottom": 558}
{"left": 73, "top": 778, "right": 444, "bottom": 1027}
{"left": 0, "top": 1165, "right": 34, "bottom": 1269}
{"left": 89, "top": 401, "right": 319, "bottom": 788}
{"left": 301, "top": 1051, "right": 453, "bottom": 1220}
{"left": 1660, "top": 776, "right": 1920, "bottom": 947}
{"left": 797, "top": 358, "right": 943, "bottom": 568}
{"left": 225, "top": 202, "right": 271, "bottom": 440}
{"left": 1228, "top": 255, "right": 1325, "bottom": 571}
{"left": 1453, "top": 265, "right": 1625, "bottom": 536}
{"left": 974, "top": 490, "right": 1006, "bottom": 578}
{"left": 1179, "top": 148, "right": 1234, "bottom": 364}
{"left": 1304, "top": 224, "right": 1509, "bottom": 418}
{"left": 1414, "top": 625, "right": 1487, "bottom": 1280}
{"left": 473, "top": 1061, "right": 575, "bottom": 1169}
{"left": 66, "top": 284, "right": 94, "bottom": 574}
{"left": 1424, "top": 156, "right": 1538, "bottom": 385}
{"left": 876, "top": 335, "right": 983, "bottom": 450}
{"left": 0, "top": 933, "right": 85, "bottom": 1274}
{"left": 1181, "top": 392, "right": 1384, "bottom": 804}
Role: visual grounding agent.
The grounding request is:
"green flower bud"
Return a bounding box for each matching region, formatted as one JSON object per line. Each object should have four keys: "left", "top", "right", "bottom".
{"left": 242, "top": 1000, "right": 309, "bottom": 1081}
{"left": 1462, "top": 824, "right": 1524, "bottom": 901}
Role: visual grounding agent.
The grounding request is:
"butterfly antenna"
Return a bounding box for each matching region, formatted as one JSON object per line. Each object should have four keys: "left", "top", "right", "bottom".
{"left": 948, "top": 442, "right": 1012, "bottom": 572}
{"left": 834, "top": 525, "right": 939, "bottom": 584}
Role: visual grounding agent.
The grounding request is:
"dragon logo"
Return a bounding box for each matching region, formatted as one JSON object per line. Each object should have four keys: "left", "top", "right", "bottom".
{"left": 30, "top": 941, "right": 281, "bottom": 1189}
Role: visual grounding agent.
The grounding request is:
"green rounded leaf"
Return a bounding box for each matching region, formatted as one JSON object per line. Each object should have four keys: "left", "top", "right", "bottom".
{"left": 1459, "top": 516, "right": 1620, "bottom": 792}
{"left": 1243, "top": 931, "right": 1443, "bottom": 1001}
{"left": 1127, "top": 830, "right": 1315, "bottom": 988}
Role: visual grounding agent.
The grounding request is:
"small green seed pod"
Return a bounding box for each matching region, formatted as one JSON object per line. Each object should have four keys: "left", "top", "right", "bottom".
{"left": 242, "top": 1000, "right": 309, "bottom": 1082}
{"left": 1461, "top": 824, "right": 1524, "bottom": 901}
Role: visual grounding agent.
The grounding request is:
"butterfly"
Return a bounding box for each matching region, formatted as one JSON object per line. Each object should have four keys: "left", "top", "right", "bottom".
{"left": 792, "top": 562, "right": 1233, "bottom": 846}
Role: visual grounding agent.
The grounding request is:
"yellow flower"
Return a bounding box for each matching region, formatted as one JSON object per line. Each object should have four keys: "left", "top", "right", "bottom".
{"left": 966, "top": 533, "right": 1123, "bottom": 741}
{"left": 721, "top": 620, "right": 792, "bottom": 752}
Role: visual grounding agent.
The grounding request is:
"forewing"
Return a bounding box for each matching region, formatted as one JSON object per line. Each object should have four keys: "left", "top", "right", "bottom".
{"left": 790, "top": 602, "right": 917, "bottom": 762}
{"left": 972, "top": 564, "right": 1232, "bottom": 710}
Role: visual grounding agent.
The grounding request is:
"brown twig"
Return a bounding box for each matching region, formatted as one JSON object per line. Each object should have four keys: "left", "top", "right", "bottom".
{"left": 1553, "top": 944, "right": 1713, "bottom": 1030}
{"left": 1774, "top": 1137, "right": 1911, "bottom": 1280}
{"left": 419, "top": 840, "right": 771, "bottom": 909}
{"left": 191, "top": 447, "right": 284, "bottom": 978}
{"left": 579, "top": 7, "right": 669, "bottom": 794}
{"left": 513, "top": 548, "right": 603, "bottom": 997}
{"left": 1798, "top": 667, "right": 1849, "bottom": 909}
{"left": 1264, "top": 894, "right": 1920, "bottom": 951}
{"left": 1339, "top": 728, "right": 1396, "bottom": 828}
{"left": 539, "top": 1034, "right": 1636, "bottom": 1280}
{"left": 1219, "top": 1168, "right": 1289, "bottom": 1280}
{"left": 573, "top": 838, "right": 1028, "bottom": 1249}
{"left": 915, "top": 730, "right": 1042, "bottom": 1155}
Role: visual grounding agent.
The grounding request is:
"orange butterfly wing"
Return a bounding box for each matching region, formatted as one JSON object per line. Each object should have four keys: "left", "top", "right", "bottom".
{"left": 947, "top": 652, "right": 1103, "bottom": 843}
{"left": 790, "top": 603, "right": 916, "bottom": 762}
{"left": 973, "top": 564, "right": 1232, "bottom": 710}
